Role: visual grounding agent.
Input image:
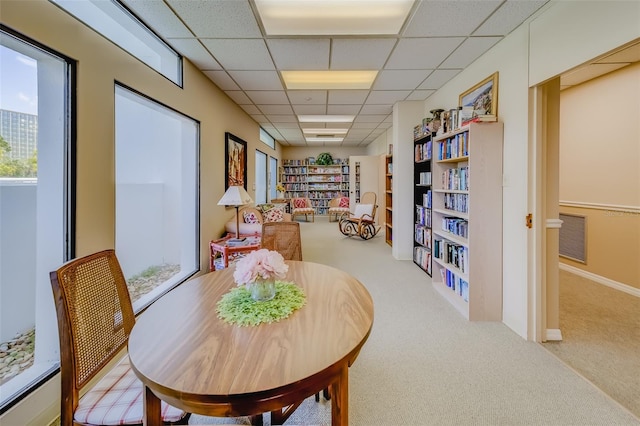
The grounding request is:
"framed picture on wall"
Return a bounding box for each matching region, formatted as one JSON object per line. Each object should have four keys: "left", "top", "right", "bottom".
{"left": 459, "top": 72, "right": 499, "bottom": 118}
{"left": 225, "top": 132, "right": 247, "bottom": 190}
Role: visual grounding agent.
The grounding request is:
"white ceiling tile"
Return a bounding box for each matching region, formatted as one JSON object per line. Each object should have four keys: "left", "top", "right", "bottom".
{"left": 203, "top": 71, "right": 240, "bottom": 90}
{"left": 474, "top": 1, "right": 549, "bottom": 36}
{"left": 406, "top": 90, "right": 435, "bottom": 101}
{"left": 250, "top": 114, "right": 267, "bottom": 122}
{"left": 201, "top": 39, "right": 274, "bottom": 70}
{"left": 267, "top": 115, "right": 298, "bottom": 123}
{"left": 331, "top": 39, "right": 397, "bottom": 70}
{"left": 354, "top": 115, "right": 388, "bottom": 123}
{"left": 327, "top": 105, "right": 361, "bottom": 115}
{"left": 167, "top": 38, "right": 221, "bottom": 70}
{"left": 373, "top": 70, "right": 431, "bottom": 90}
{"left": 166, "top": 0, "right": 261, "bottom": 38}
{"left": 258, "top": 104, "right": 294, "bottom": 115}
{"left": 292, "top": 105, "right": 327, "bottom": 115}
{"left": 277, "top": 128, "right": 304, "bottom": 139}
{"left": 418, "top": 69, "right": 462, "bottom": 89}
{"left": 366, "top": 91, "right": 411, "bottom": 104}
{"left": 245, "top": 90, "right": 289, "bottom": 104}
{"left": 440, "top": 37, "right": 502, "bottom": 68}
{"left": 376, "top": 121, "right": 393, "bottom": 129}
{"left": 404, "top": 0, "right": 502, "bottom": 37}
{"left": 360, "top": 104, "right": 393, "bottom": 115}
{"left": 228, "top": 71, "right": 283, "bottom": 90}
{"left": 240, "top": 104, "right": 261, "bottom": 114}
{"left": 286, "top": 91, "right": 328, "bottom": 104}
{"left": 273, "top": 122, "right": 300, "bottom": 129}
{"left": 267, "top": 39, "right": 330, "bottom": 70}
{"left": 386, "top": 38, "right": 465, "bottom": 69}
{"left": 327, "top": 90, "right": 369, "bottom": 105}
{"left": 348, "top": 128, "right": 374, "bottom": 135}
{"left": 225, "top": 91, "right": 252, "bottom": 104}
{"left": 121, "top": 0, "right": 192, "bottom": 38}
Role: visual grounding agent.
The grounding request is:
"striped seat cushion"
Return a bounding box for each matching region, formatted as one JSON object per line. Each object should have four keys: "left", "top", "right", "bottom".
{"left": 292, "top": 207, "right": 314, "bottom": 214}
{"left": 329, "top": 207, "right": 349, "bottom": 213}
{"left": 75, "top": 355, "right": 186, "bottom": 425}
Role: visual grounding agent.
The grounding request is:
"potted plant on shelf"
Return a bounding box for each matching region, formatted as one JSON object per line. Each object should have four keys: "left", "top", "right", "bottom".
{"left": 316, "top": 152, "right": 333, "bottom": 165}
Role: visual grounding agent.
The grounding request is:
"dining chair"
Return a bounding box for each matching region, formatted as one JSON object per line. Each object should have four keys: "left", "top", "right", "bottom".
{"left": 49, "top": 249, "right": 189, "bottom": 426}
{"left": 261, "top": 221, "right": 303, "bottom": 261}
{"left": 338, "top": 191, "right": 381, "bottom": 240}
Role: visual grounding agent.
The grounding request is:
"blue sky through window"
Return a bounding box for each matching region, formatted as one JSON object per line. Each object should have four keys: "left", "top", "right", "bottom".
{"left": 0, "top": 45, "right": 38, "bottom": 115}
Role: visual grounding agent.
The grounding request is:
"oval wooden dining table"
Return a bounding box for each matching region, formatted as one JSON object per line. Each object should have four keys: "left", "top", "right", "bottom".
{"left": 128, "top": 260, "right": 374, "bottom": 426}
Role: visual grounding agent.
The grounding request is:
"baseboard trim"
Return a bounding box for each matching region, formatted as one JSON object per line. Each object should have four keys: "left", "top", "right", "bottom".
{"left": 559, "top": 263, "right": 640, "bottom": 298}
{"left": 545, "top": 329, "right": 563, "bottom": 341}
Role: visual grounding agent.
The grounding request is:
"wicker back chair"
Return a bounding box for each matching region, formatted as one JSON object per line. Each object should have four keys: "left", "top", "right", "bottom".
{"left": 290, "top": 197, "right": 315, "bottom": 222}
{"left": 261, "top": 221, "right": 303, "bottom": 261}
{"left": 50, "top": 249, "right": 187, "bottom": 425}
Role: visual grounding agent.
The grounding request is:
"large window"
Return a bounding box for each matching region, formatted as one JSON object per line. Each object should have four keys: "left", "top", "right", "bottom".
{"left": 0, "top": 29, "right": 72, "bottom": 411}
{"left": 115, "top": 85, "right": 199, "bottom": 312}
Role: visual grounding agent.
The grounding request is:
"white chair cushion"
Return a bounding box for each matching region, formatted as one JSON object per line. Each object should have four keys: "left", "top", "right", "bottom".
{"left": 353, "top": 204, "right": 373, "bottom": 218}
{"left": 75, "top": 355, "right": 185, "bottom": 425}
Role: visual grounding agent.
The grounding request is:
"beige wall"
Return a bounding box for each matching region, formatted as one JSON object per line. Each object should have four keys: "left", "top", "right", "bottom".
{"left": 559, "top": 63, "right": 640, "bottom": 289}
{"left": 281, "top": 146, "right": 366, "bottom": 162}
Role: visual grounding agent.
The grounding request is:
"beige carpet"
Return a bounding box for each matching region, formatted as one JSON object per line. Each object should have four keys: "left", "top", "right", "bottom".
{"left": 542, "top": 269, "right": 640, "bottom": 418}
{"left": 191, "top": 217, "right": 639, "bottom": 425}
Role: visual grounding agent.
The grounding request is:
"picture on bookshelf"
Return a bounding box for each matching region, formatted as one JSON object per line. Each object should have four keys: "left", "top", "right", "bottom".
{"left": 225, "top": 132, "right": 247, "bottom": 190}
{"left": 459, "top": 72, "right": 499, "bottom": 118}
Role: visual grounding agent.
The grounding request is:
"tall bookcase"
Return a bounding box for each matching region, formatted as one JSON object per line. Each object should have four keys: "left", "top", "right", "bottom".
{"left": 280, "top": 159, "right": 349, "bottom": 215}
{"left": 385, "top": 155, "right": 393, "bottom": 246}
{"left": 431, "top": 122, "right": 503, "bottom": 321}
{"left": 413, "top": 132, "right": 432, "bottom": 276}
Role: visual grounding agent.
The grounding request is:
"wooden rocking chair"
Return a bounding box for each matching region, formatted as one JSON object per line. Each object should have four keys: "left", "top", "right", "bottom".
{"left": 338, "top": 192, "right": 381, "bottom": 240}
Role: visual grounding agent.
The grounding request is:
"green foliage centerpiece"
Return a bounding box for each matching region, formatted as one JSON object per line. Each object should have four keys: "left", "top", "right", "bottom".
{"left": 216, "top": 249, "right": 306, "bottom": 326}
{"left": 316, "top": 152, "right": 333, "bottom": 165}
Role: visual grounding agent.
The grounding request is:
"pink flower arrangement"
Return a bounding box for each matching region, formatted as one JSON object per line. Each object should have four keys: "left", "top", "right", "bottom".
{"left": 233, "top": 249, "right": 289, "bottom": 286}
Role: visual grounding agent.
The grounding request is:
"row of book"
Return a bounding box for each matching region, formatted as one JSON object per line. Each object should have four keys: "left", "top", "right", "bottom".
{"left": 282, "top": 175, "right": 306, "bottom": 182}
{"left": 415, "top": 141, "right": 432, "bottom": 162}
{"left": 283, "top": 191, "right": 307, "bottom": 198}
{"left": 416, "top": 206, "right": 432, "bottom": 227}
{"left": 309, "top": 195, "right": 348, "bottom": 206}
{"left": 433, "top": 239, "right": 469, "bottom": 274}
{"left": 441, "top": 217, "right": 469, "bottom": 238}
{"left": 436, "top": 132, "right": 469, "bottom": 160}
{"left": 308, "top": 175, "right": 342, "bottom": 182}
{"left": 423, "top": 190, "right": 432, "bottom": 209}
{"left": 439, "top": 268, "right": 469, "bottom": 302}
{"left": 283, "top": 159, "right": 306, "bottom": 165}
{"left": 283, "top": 183, "right": 307, "bottom": 191}
{"left": 283, "top": 166, "right": 307, "bottom": 174}
{"left": 443, "top": 193, "right": 468, "bottom": 213}
{"left": 415, "top": 225, "right": 432, "bottom": 248}
{"left": 418, "top": 171, "right": 432, "bottom": 185}
{"left": 441, "top": 166, "right": 469, "bottom": 191}
{"left": 308, "top": 166, "right": 348, "bottom": 174}
{"left": 413, "top": 246, "right": 432, "bottom": 275}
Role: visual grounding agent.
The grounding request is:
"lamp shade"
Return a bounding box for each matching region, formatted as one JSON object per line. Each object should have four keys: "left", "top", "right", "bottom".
{"left": 218, "top": 185, "right": 253, "bottom": 206}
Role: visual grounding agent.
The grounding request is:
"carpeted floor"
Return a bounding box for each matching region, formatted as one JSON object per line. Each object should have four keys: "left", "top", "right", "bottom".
{"left": 190, "top": 217, "right": 639, "bottom": 425}
{"left": 542, "top": 269, "right": 640, "bottom": 418}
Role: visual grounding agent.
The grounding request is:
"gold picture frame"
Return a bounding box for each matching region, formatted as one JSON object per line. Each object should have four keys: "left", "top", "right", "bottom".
{"left": 459, "top": 72, "right": 499, "bottom": 117}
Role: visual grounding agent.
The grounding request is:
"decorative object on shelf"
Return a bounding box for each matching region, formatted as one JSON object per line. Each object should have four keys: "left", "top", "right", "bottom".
{"left": 217, "top": 185, "right": 253, "bottom": 241}
{"left": 233, "top": 248, "right": 289, "bottom": 301}
{"left": 459, "top": 72, "right": 499, "bottom": 118}
{"left": 216, "top": 281, "right": 306, "bottom": 326}
{"left": 430, "top": 108, "right": 444, "bottom": 133}
{"left": 225, "top": 132, "right": 248, "bottom": 190}
{"left": 316, "top": 152, "right": 333, "bottom": 165}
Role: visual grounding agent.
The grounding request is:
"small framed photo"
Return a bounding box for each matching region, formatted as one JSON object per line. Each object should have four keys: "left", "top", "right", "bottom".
{"left": 459, "top": 72, "right": 499, "bottom": 117}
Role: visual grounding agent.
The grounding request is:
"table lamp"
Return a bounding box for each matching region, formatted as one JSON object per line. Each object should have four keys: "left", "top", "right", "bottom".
{"left": 217, "top": 185, "right": 253, "bottom": 241}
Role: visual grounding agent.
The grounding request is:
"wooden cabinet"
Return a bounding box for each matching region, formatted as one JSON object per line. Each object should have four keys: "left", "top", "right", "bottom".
{"left": 385, "top": 155, "right": 393, "bottom": 246}
{"left": 431, "top": 122, "right": 503, "bottom": 321}
{"left": 413, "top": 133, "right": 432, "bottom": 275}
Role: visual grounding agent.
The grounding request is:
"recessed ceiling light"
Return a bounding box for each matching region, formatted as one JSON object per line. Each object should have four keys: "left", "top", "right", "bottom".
{"left": 302, "top": 128, "right": 349, "bottom": 135}
{"left": 282, "top": 70, "right": 378, "bottom": 90}
{"left": 255, "top": 0, "right": 415, "bottom": 35}
{"left": 298, "top": 115, "right": 355, "bottom": 123}
{"left": 306, "top": 137, "right": 345, "bottom": 143}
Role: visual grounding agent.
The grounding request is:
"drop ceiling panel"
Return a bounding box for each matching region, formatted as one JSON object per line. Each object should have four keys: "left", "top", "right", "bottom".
{"left": 407, "top": 90, "right": 435, "bottom": 100}
{"left": 267, "top": 115, "right": 298, "bottom": 123}
{"left": 440, "top": 37, "right": 502, "bottom": 69}
{"left": 404, "top": 0, "right": 502, "bottom": 37}
{"left": 167, "top": 39, "right": 222, "bottom": 70}
{"left": 354, "top": 115, "right": 388, "bottom": 123}
{"left": 291, "top": 105, "right": 327, "bottom": 115}
{"left": 330, "top": 39, "right": 397, "bottom": 70}
{"left": 240, "top": 104, "right": 261, "bottom": 114}
{"left": 286, "top": 91, "right": 328, "bottom": 104}
{"left": 121, "top": 0, "right": 192, "bottom": 38}
{"left": 366, "top": 91, "right": 411, "bottom": 104}
{"left": 327, "top": 90, "right": 369, "bottom": 104}
{"left": 201, "top": 39, "right": 274, "bottom": 70}
{"left": 373, "top": 70, "right": 431, "bottom": 90}
{"left": 418, "top": 69, "right": 462, "bottom": 89}
{"left": 250, "top": 114, "right": 267, "bottom": 122}
{"left": 327, "top": 105, "right": 361, "bottom": 115}
{"left": 385, "top": 38, "right": 465, "bottom": 69}
{"left": 203, "top": 71, "right": 239, "bottom": 90}
{"left": 474, "top": 0, "right": 549, "bottom": 36}
{"left": 360, "top": 104, "right": 393, "bottom": 115}
{"left": 225, "top": 91, "right": 252, "bottom": 104}
{"left": 258, "top": 104, "right": 294, "bottom": 115}
{"left": 245, "top": 90, "right": 289, "bottom": 104}
{"left": 267, "top": 39, "right": 330, "bottom": 70}
{"left": 166, "top": 0, "right": 261, "bottom": 38}
{"left": 228, "top": 71, "right": 283, "bottom": 90}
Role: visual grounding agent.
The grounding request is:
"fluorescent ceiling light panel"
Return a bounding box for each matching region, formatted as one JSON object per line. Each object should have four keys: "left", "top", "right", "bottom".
{"left": 306, "top": 137, "right": 345, "bottom": 143}
{"left": 255, "top": 0, "right": 415, "bottom": 35}
{"left": 302, "top": 128, "right": 349, "bottom": 135}
{"left": 282, "top": 70, "right": 378, "bottom": 90}
{"left": 298, "top": 115, "right": 355, "bottom": 123}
